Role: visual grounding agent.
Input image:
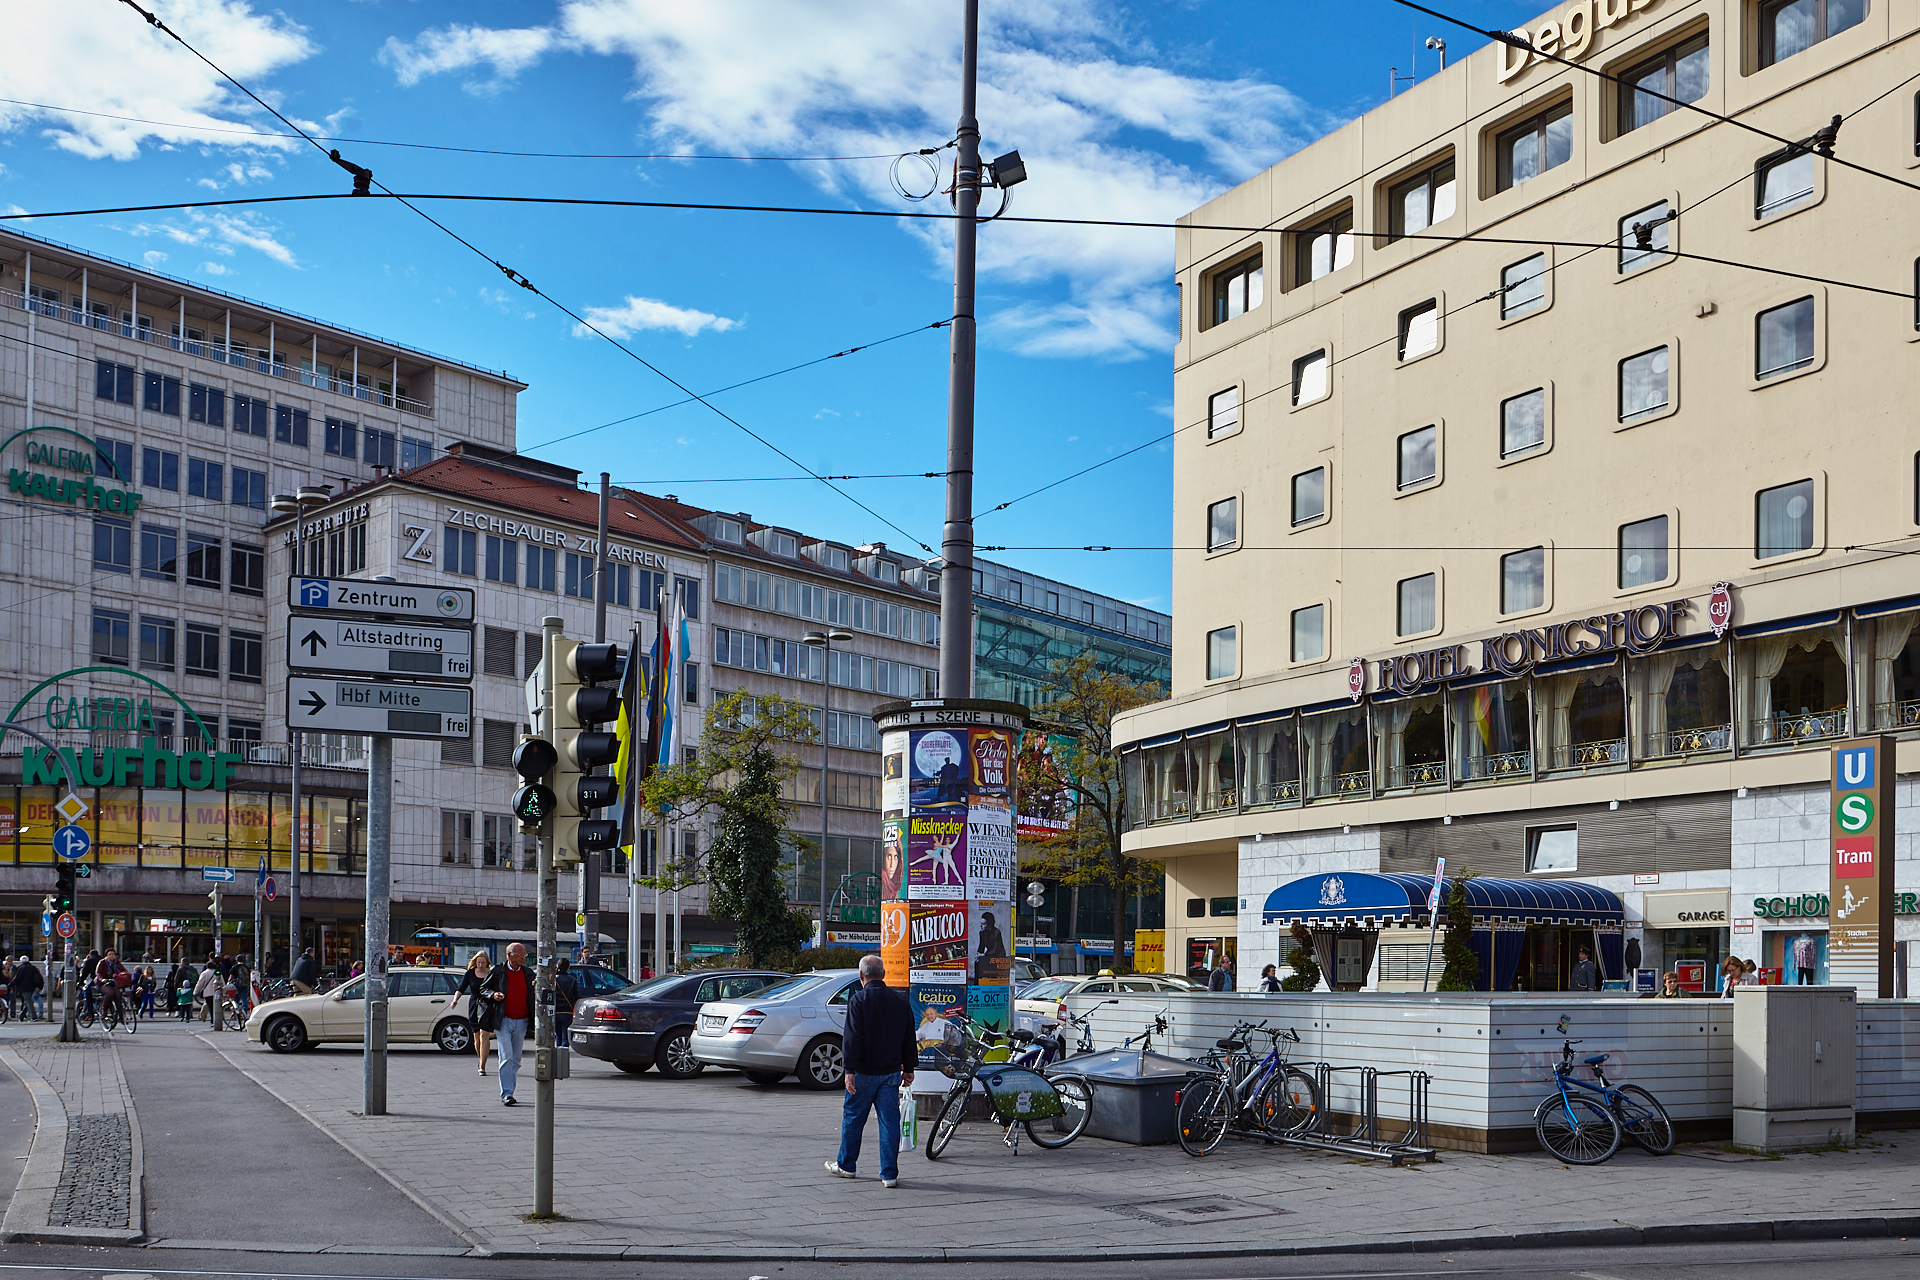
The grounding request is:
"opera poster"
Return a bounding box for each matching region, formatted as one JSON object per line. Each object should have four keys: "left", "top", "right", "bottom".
{"left": 908, "top": 900, "right": 969, "bottom": 984}
{"left": 965, "top": 799, "right": 1015, "bottom": 901}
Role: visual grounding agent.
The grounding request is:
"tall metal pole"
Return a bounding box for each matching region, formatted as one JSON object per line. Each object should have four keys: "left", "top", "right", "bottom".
{"left": 653, "top": 587, "right": 666, "bottom": 972}
{"left": 535, "top": 616, "right": 561, "bottom": 1217}
{"left": 819, "top": 636, "right": 832, "bottom": 942}
{"left": 937, "top": 0, "right": 981, "bottom": 702}
{"left": 289, "top": 733, "right": 302, "bottom": 964}
{"left": 363, "top": 734, "right": 392, "bottom": 1115}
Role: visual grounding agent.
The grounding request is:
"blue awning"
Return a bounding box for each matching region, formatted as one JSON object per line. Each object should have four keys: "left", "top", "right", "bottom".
{"left": 1260, "top": 871, "right": 1624, "bottom": 928}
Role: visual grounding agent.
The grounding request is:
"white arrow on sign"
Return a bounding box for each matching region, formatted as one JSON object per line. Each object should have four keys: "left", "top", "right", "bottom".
{"left": 285, "top": 676, "right": 472, "bottom": 741}
{"left": 287, "top": 617, "right": 474, "bottom": 681}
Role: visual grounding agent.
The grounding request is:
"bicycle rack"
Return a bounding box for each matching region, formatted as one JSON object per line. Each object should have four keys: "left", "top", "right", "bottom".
{"left": 1228, "top": 1061, "right": 1437, "bottom": 1165}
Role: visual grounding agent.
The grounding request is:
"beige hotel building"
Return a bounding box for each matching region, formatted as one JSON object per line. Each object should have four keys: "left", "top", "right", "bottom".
{"left": 1114, "top": 0, "right": 1920, "bottom": 994}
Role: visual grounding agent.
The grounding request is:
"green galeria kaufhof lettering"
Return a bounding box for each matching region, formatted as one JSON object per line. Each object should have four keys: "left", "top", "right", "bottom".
{"left": 22, "top": 743, "right": 242, "bottom": 791}
{"left": 8, "top": 437, "right": 142, "bottom": 513}
{"left": 1754, "top": 893, "right": 1920, "bottom": 918}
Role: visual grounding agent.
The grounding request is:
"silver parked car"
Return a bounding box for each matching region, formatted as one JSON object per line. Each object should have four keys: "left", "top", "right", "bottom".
{"left": 688, "top": 968, "right": 861, "bottom": 1089}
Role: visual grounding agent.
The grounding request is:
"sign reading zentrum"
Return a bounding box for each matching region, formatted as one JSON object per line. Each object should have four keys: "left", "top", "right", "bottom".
{"left": 291, "top": 577, "right": 474, "bottom": 623}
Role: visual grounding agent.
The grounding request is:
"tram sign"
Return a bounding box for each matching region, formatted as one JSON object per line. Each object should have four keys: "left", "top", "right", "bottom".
{"left": 286, "top": 676, "right": 472, "bottom": 740}
{"left": 288, "top": 618, "right": 474, "bottom": 681}
{"left": 290, "top": 577, "right": 474, "bottom": 624}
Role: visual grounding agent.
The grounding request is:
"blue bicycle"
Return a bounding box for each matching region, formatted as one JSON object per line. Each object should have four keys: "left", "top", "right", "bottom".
{"left": 1534, "top": 1039, "right": 1675, "bottom": 1164}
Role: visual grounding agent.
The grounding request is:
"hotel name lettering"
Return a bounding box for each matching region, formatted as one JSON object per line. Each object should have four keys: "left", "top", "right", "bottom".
{"left": 1496, "top": 0, "right": 1662, "bottom": 83}
{"left": 1369, "top": 599, "right": 1692, "bottom": 698}
{"left": 443, "top": 506, "right": 669, "bottom": 568}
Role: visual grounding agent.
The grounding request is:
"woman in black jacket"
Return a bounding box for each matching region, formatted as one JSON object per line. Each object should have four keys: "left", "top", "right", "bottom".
{"left": 455, "top": 952, "right": 498, "bottom": 1074}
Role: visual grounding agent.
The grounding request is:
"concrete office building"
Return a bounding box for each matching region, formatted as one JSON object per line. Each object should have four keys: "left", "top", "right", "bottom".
{"left": 1114, "top": 0, "right": 1920, "bottom": 992}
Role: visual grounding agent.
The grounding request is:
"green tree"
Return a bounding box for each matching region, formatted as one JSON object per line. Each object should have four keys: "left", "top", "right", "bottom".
{"left": 1018, "top": 653, "right": 1164, "bottom": 970}
{"left": 1282, "top": 922, "right": 1321, "bottom": 992}
{"left": 1435, "top": 869, "right": 1481, "bottom": 992}
{"left": 639, "top": 689, "right": 818, "bottom": 963}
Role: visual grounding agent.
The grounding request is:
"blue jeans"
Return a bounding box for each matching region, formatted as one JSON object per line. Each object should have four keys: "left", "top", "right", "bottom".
{"left": 498, "top": 1017, "right": 528, "bottom": 1098}
{"left": 836, "top": 1072, "right": 902, "bottom": 1180}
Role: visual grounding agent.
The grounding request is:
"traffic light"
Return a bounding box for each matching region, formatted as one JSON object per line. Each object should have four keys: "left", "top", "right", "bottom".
{"left": 512, "top": 735, "right": 558, "bottom": 831}
{"left": 552, "top": 639, "right": 624, "bottom": 869}
{"left": 208, "top": 885, "right": 222, "bottom": 916}
{"left": 53, "top": 865, "right": 75, "bottom": 915}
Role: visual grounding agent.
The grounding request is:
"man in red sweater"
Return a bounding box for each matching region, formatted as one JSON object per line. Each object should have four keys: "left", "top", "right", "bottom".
{"left": 482, "top": 943, "right": 537, "bottom": 1106}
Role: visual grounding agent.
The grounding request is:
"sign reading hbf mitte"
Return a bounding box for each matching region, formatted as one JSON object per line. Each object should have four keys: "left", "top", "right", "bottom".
{"left": 1829, "top": 737, "right": 1896, "bottom": 996}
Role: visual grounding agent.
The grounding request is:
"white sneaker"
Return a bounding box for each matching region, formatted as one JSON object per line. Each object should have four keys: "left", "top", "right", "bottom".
{"left": 881, "top": 1177, "right": 898, "bottom": 1188}
{"left": 824, "top": 1160, "right": 855, "bottom": 1179}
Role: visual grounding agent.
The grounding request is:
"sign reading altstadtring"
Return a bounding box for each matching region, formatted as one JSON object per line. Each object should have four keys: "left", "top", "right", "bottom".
{"left": 287, "top": 617, "right": 475, "bottom": 680}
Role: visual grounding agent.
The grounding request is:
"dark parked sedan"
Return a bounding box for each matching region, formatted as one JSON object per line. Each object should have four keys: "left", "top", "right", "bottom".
{"left": 571, "top": 969, "right": 788, "bottom": 1077}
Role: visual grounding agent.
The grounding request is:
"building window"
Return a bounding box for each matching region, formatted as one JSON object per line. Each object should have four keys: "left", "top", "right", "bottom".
{"left": 325, "top": 417, "right": 357, "bottom": 459}
{"left": 91, "top": 608, "right": 131, "bottom": 666}
{"left": 609, "top": 564, "right": 631, "bottom": 606}
{"left": 1620, "top": 34, "right": 1709, "bottom": 133}
{"left": 1756, "top": 149, "right": 1815, "bottom": 218}
{"left": 1209, "top": 896, "right": 1238, "bottom": 918}
{"left": 484, "top": 535, "right": 517, "bottom": 583}
{"left": 1207, "top": 386, "right": 1240, "bottom": 438}
{"left": 523, "top": 632, "right": 542, "bottom": 679}
{"left": 229, "top": 630, "right": 263, "bottom": 683}
{"left": 139, "top": 615, "right": 176, "bottom": 671}
{"left": 185, "top": 533, "right": 221, "bottom": 588}
{"left": 142, "top": 372, "right": 182, "bottom": 416}
{"left": 95, "top": 360, "right": 135, "bottom": 406}
{"left": 188, "top": 383, "right": 225, "bottom": 427}
{"left": 185, "top": 623, "right": 220, "bottom": 677}
{"left": 527, "top": 547, "right": 557, "bottom": 592}
{"left": 1294, "top": 212, "right": 1352, "bottom": 285}
{"left": 1206, "top": 625, "right": 1237, "bottom": 679}
{"left": 92, "top": 517, "right": 132, "bottom": 573}
{"left": 1291, "top": 350, "right": 1328, "bottom": 406}
{"left": 444, "top": 528, "right": 477, "bottom": 577}
{"left": 1185, "top": 898, "right": 1205, "bottom": 918}
{"left": 441, "top": 811, "right": 474, "bottom": 864}
{"left": 140, "top": 524, "right": 178, "bottom": 581}
{"left": 232, "top": 394, "right": 268, "bottom": 438}
{"left": 1397, "top": 574, "right": 1436, "bottom": 637}
{"left": 1760, "top": 0, "right": 1866, "bottom": 67}
{"left": 481, "top": 719, "right": 516, "bottom": 769}
{"left": 1619, "top": 515, "right": 1670, "bottom": 588}
{"left": 188, "top": 458, "right": 223, "bottom": 500}
{"left": 1388, "top": 158, "right": 1455, "bottom": 239}
{"left": 684, "top": 662, "right": 700, "bottom": 704}
{"left": 674, "top": 575, "right": 701, "bottom": 620}
{"left": 1398, "top": 300, "right": 1438, "bottom": 361}
{"left": 400, "top": 436, "right": 433, "bottom": 469}
{"left": 273, "top": 406, "right": 308, "bottom": 447}
{"left": 1501, "top": 547, "right": 1546, "bottom": 613}
{"left": 228, "top": 718, "right": 262, "bottom": 751}
{"left": 1496, "top": 100, "right": 1573, "bottom": 191}
{"left": 1290, "top": 605, "right": 1325, "bottom": 663}
{"left": 1500, "top": 388, "right": 1547, "bottom": 457}
{"left": 1619, "top": 346, "right": 1671, "bottom": 421}
{"left": 95, "top": 436, "right": 133, "bottom": 485}
{"left": 1756, "top": 296, "right": 1815, "bottom": 379}
{"left": 230, "top": 543, "right": 265, "bottom": 596}
{"left": 563, "top": 551, "right": 594, "bottom": 598}
{"left": 1291, "top": 468, "right": 1326, "bottom": 526}
{"left": 1398, "top": 425, "right": 1438, "bottom": 490}
{"left": 1207, "top": 497, "right": 1238, "bottom": 552}
{"left": 230, "top": 468, "right": 266, "bottom": 511}
{"left": 1756, "top": 478, "right": 1816, "bottom": 558}
{"left": 1526, "top": 824, "right": 1578, "bottom": 871}
{"left": 141, "top": 448, "right": 179, "bottom": 491}
{"left": 1501, "top": 254, "right": 1547, "bottom": 318}
{"left": 1618, "top": 200, "right": 1672, "bottom": 273}
{"left": 1209, "top": 251, "right": 1264, "bottom": 326}
{"left": 364, "top": 428, "right": 397, "bottom": 469}
{"left": 481, "top": 814, "right": 510, "bottom": 868}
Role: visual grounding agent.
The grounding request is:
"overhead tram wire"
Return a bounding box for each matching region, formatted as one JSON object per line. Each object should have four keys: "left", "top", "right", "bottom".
{"left": 111, "top": 0, "right": 941, "bottom": 557}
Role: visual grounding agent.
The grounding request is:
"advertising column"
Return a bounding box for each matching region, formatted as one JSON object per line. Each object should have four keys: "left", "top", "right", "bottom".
{"left": 874, "top": 699, "right": 1027, "bottom": 1097}
{"left": 1829, "top": 737, "right": 1896, "bottom": 996}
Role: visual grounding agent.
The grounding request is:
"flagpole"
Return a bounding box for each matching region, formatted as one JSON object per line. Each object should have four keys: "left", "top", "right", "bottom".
{"left": 653, "top": 584, "right": 667, "bottom": 974}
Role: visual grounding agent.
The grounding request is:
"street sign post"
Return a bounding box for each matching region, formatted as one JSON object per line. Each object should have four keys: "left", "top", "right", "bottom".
{"left": 54, "top": 794, "right": 88, "bottom": 826}
{"left": 290, "top": 577, "right": 475, "bottom": 623}
{"left": 54, "top": 913, "right": 75, "bottom": 939}
{"left": 285, "top": 676, "right": 472, "bottom": 740}
{"left": 288, "top": 617, "right": 475, "bottom": 681}
{"left": 52, "top": 825, "right": 90, "bottom": 862}
{"left": 202, "top": 866, "right": 236, "bottom": 882}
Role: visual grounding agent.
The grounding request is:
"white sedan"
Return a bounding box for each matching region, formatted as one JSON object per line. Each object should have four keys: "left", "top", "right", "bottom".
{"left": 245, "top": 966, "right": 474, "bottom": 1053}
{"left": 688, "top": 969, "right": 861, "bottom": 1089}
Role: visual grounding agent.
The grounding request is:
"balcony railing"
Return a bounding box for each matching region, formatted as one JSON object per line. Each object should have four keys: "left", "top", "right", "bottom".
{"left": 1642, "top": 724, "right": 1732, "bottom": 761}
{"left": 1309, "top": 769, "right": 1372, "bottom": 800}
{"left": 1379, "top": 760, "right": 1448, "bottom": 792}
{"left": 1542, "top": 739, "right": 1627, "bottom": 772}
{"left": 1243, "top": 778, "right": 1302, "bottom": 808}
{"left": 11, "top": 290, "right": 434, "bottom": 417}
{"left": 1749, "top": 709, "right": 1849, "bottom": 748}
{"left": 1458, "top": 750, "right": 1532, "bottom": 782}
{"left": 1868, "top": 699, "right": 1920, "bottom": 731}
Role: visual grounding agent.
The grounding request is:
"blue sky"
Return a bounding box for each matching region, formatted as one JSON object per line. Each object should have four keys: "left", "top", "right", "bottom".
{"left": 2, "top": 0, "right": 1505, "bottom": 611}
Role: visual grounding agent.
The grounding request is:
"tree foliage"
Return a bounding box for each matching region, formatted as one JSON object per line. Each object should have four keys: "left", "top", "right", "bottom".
{"left": 1282, "top": 921, "right": 1322, "bottom": 992}
{"left": 1017, "top": 652, "right": 1164, "bottom": 969}
{"left": 1436, "top": 869, "right": 1481, "bottom": 992}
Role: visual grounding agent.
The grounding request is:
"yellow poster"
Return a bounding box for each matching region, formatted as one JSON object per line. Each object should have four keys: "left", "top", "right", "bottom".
{"left": 1133, "top": 929, "right": 1165, "bottom": 973}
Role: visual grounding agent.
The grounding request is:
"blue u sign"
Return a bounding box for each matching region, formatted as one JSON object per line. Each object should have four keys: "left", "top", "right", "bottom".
{"left": 1836, "top": 745, "right": 1875, "bottom": 791}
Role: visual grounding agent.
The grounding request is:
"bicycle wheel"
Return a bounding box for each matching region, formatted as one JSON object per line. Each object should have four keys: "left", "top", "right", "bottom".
{"left": 925, "top": 1088, "right": 967, "bottom": 1161}
{"left": 1026, "top": 1075, "right": 1092, "bottom": 1149}
{"left": 1534, "top": 1092, "right": 1621, "bottom": 1165}
{"left": 1176, "top": 1077, "right": 1230, "bottom": 1157}
{"left": 101, "top": 1001, "right": 120, "bottom": 1031}
{"left": 1253, "top": 1067, "right": 1321, "bottom": 1135}
{"left": 76, "top": 1003, "right": 95, "bottom": 1029}
{"left": 1613, "top": 1085, "right": 1675, "bottom": 1155}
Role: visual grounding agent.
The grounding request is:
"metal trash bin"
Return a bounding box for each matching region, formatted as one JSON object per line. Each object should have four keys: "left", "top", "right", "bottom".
{"left": 1053, "top": 1049, "right": 1196, "bottom": 1145}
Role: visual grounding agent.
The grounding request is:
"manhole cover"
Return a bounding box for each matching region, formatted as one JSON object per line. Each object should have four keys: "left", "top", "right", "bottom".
{"left": 1100, "top": 1195, "right": 1281, "bottom": 1226}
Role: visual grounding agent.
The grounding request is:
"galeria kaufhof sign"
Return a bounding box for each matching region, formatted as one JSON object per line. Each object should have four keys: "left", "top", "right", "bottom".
{"left": 6, "top": 430, "right": 143, "bottom": 513}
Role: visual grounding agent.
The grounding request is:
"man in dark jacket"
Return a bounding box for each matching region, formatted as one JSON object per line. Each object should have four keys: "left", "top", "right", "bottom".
{"left": 289, "top": 947, "right": 319, "bottom": 994}
{"left": 481, "top": 943, "right": 537, "bottom": 1106}
{"left": 826, "top": 954, "right": 915, "bottom": 1187}
{"left": 1570, "top": 947, "right": 1599, "bottom": 992}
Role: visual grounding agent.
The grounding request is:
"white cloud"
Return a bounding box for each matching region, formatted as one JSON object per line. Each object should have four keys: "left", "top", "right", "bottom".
{"left": 143, "top": 250, "right": 168, "bottom": 266}
{"left": 575, "top": 295, "right": 738, "bottom": 339}
{"left": 383, "top": 1, "right": 1323, "bottom": 359}
{"left": 0, "top": 0, "right": 315, "bottom": 160}
{"left": 201, "top": 262, "right": 231, "bottom": 276}
{"left": 123, "top": 210, "right": 299, "bottom": 269}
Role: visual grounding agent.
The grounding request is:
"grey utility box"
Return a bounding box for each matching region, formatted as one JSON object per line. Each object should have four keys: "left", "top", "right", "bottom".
{"left": 1732, "top": 986, "right": 1855, "bottom": 1150}
{"left": 1059, "top": 1049, "right": 1194, "bottom": 1145}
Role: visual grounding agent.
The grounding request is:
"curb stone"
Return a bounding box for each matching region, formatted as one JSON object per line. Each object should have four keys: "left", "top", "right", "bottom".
{"left": 0, "top": 1040, "right": 144, "bottom": 1246}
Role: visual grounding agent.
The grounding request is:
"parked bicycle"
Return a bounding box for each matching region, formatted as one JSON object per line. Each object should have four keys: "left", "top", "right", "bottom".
{"left": 1534, "top": 1039, "right": 1675, "bottom": 1165}
{"left": 925, "top": 1014, "right": 1093, "bottom": 1159}
{"left": 1010, "top": 999, "right": 1117, "bottom": 1070}
{"left": 1176, "top": 1021, "right": 1321, "bottom": 1157}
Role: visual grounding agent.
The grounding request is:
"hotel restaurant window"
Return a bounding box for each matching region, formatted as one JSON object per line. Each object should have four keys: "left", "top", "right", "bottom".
{"left": 1375, "top": 691, "right": 1445, "bottom": 792}
{"left": 1619, "top": 346, "right": 1670, "bottom": 421}
{"left": 1501, "top": 546, "right": 1545, "bottom": 613}
{"left": 1618, "top": 201, "right": 1672, "bottom": 273}
{"left": 1455, "top": 677, "right": 1531, "bottom": 781}
{"left": 1739, "top": 621, "right": 1847, "bottom": 747}
{"left": 1500, "top": 388, "right": 1546, "bottom": 457}
{"left": 1536, "top": 660, "right": 1626, "bottom": 770}
{"left": 1760, "top": 0, "right": 1866, "bottom": 68}
{"left": 1756, "top": 297, "right": 1815, "bottom": 379}
{"left": 1239, "top": 715, "right": 1301, "bottom": 808}
{"left": 1631, "top": 639, "right": 1733, "bottom": 760}
{"left": 1206, "top": 625, "right": 1237, "bottom": 680}
{"left": 1291, "top": 468, "right": 1326, "bottom": 526}
{"left": 1190, "top": 726, "right": 1236, "bottom": 816}
{"left": 1207, "top": 386, "right": 1240, "bottom": 438}
{"left": 1207, "top": 497, "right": 1238, "bottom": 552}
{"left": 1618, "top": 515, "right": 1670, "bottom": 588}
{"left": 1398, "top": 425, "right": 1438, "bottom": 490}
{"left": 1501, "top": 255, "right": 1547, "bottom": 318}
{"left": 1527, "top": 825, "right": 1578, "bottom": 872}
{"left": 1859, "top": 607, "right": 1920, "bottom": 731}
{"left": 1495, "top": 100, "right": 1572, "bottom": 192}
{"left": 1303, "top": 705, "right": 1368, "bottom": 800}
{"left": 1295, "top": 210, "right": 1354, "bottom": 284}
{"left": 1208, "top": 252, "right": 1263, "bottom": 327}
{"left": 1388, "top": 158, "right": 1455, "bottom": 239}
{"left": 1756, "top": 478, "right": 1815, "bottom": 558}
{"left": 1139, "top": 739, "right": 1196, "bottom": 822}
{"left": 1619, "top": 34, "right": 1708, "bottom": 134}
{"left": 1398, "top": 301, "right": 1438, "bottom": 361}
{"left": 1756, "top": 150, "right": 1815, "bottom": 218}
{"left": 1291, "top": 350, "right": 1328, "bottom": 406}
{"left": 1397, "top": 573, "right": 1435, "bottom": 636}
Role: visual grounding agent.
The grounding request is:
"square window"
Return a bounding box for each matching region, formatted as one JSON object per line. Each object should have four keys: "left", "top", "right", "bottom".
{"left": 1618, "top": 200, "right": 1672, "bottom": 273}
{"left": 1757, "top": 150, "right": 1815, "bottom": 218}
{"left": 1397, "top": 573, "right": 1436, "bottom": 636}
{"left": 1294, "top": 211, "right": 1353, "bottom": 284}
{"left": 325, "top": 417, "right": 358, "bottom": 459}
{"left": 1619, "top": 34, "right": 1709, "bottom": 134}
{"left": 1527, "top": 824, "right": 1578, "bottom": 871}
{"left": 188, "top": 383, "right": 225, "bottom": 427}
{"left": 1290, "top": 605, "right": 1325, "bottom": 663}
{"left": 444, "top": 528, "right": 477, "bottom": 577}
{"left": 1208, "top": 252, "right": 1264, "bottom": 327}
{"left": 1291, "top": 350, "right": 1329, "bottom": 406}
{"left": 185, "top": 623, "right": 221, "bottom": 677}
{"left": 139, "top": 616, "right": 176, "bottom": 671}
{"left": 140, "top": 525, "right": 178, "bottom": 581}
{"left": 142, "top": 448, "right": 180, "bottom": 491}
{"left": 1501, "top": 388, "right": 1547, "bottom": 457}
{"left": 1185, "top": 898, "right": 1206, "bottom": 919}
{"left": 1501, "top": 547, "right": 1546, "bottom": 613}
{"left": 1619, "top": 346, "right": 1671, "bottom": 421}
{"left": 92, "top": 608, "right": 131, "bottom": 666}
{"left": 1757, "top": 296, "right": 1815, "bottom": 378}
{"left": 1501, "top": 254, "right": 1547, "bottom": 318}
{"left": 274, "top": 405, "right": 309, "bottom": 448}
{"left": 143, "top": 372, "right": 182, "bottom": 416}
{"left": 93, "top": 517, "right": 132, "bottom": 573}
{"left": 232, "top": 394, "right": 268, "bottom": 438}
{"left": 1496, "top": 100, "right": 1573, "bottom": 192}
{"left": 1291, "top": 469, "right": 1326, "bottom": 526}
{"left": 1398, "top": 425, "right": 1438, "bottom": 490}
{"left": 1206, "top": 625, "right": 1237, "bottom": 679}
{"left": 185, "top": 533, "right": 221, "bottom": 588}
{"left": 1398, "top": 301, "right": 1438, "bottom": 361}
{"left": 231, "top": 468, "right": 266, "bottom": 510}
{"left": 95, "top": 437, "right": 133, "bottom": 485}
{"left": 1207, "top": 497, "right": 1238, "bottom": 552}
{"left": 1760, "top": 0, "right": 1866, "bottom": 68}
{"left": 364, "top": 428, "right": 397, "bottom": 469}
{"left": 1619, "top": 515, "right": 1670, "bottom": 588}
{"left": 400, "top": 436, "right": 433, "bottom": 469}
{"left": 230, "top": 543, "right": 265, "bottom": 595}
{"left": 1756, "top": 478, "right": 1816, "bottom": 558}
{"left": 1388, "top": 159, "right": 1455, "bottom": 239}
{"left": 188, "top": 458, "right": 223, "bottom": 500}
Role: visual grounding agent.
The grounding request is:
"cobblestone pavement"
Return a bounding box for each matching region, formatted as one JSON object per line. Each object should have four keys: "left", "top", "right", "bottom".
{"left": 49, "top": 1114, "right": 129, "bottom": 1228}
{"left": 0, "top": 1031, "right": 141, "bottom": 1241}
{"left": 200, "top": 1032, "right": 1920, "bottom": 1258}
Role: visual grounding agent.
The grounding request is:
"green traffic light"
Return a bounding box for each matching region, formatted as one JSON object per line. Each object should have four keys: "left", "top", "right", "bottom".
{"left": 512, "top": 783, "right": 557, "bottom": 825}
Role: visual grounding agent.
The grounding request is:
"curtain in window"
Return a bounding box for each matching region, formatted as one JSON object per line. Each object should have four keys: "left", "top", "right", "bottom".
{"left": 1195, "top": 733, "right": 1235, "bottom": 814}
{"left": 1870, "top": 612, "right": 1918, "bottom": 724}
{"left": 1534, "top": 673, "right": 1581, "bottom": 768}
{"left": 1309, "top": 930, "right": 1337, "bottom": 993}
{"left": 1740, "top": 636, "right": 1795, "bottom": 742}
{"left": 1632, "top": 650, "right": 1685, "bottom": 751}
{"left": 1302, "top": 711, "right": 1346, "bottom": 797}
{"left": 1379, "top": 699, "right": 1417, "bottom": 781}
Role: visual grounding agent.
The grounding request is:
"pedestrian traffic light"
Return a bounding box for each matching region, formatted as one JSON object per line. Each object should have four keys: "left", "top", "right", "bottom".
{"left": 551, "top": 639, "right": 624, "bottom": 869}
{"left": 511, "top": 734, "right": 558, "bottom": 832}
{"left": 208, "top": 885, "right": 222, "bottom": 916}
{"left": 53, "top": 865, "right": 75, "bottom": 915}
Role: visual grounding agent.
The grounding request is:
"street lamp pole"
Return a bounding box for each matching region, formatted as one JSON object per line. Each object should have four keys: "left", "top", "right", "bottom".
{"left": 802, "top": 630, "right": 852, "bottom": 939}
{"left": 271, "top": 485, "right": 331, "bottom": 972}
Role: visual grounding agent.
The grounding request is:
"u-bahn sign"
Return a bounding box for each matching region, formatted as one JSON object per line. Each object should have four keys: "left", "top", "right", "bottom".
{"left": 1829, "top": 737, "right": 1896, "bottom": 996}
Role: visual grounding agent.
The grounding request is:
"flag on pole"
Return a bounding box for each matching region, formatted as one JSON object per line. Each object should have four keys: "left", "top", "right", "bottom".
{"left": 615, "top": 623, "right": 649, "bottom": 852}
{"left": 654, "top": 592, "right": 683, "bottom": 775}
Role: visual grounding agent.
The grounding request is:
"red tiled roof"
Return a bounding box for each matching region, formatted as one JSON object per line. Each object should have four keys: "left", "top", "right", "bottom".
{"left": 394, "top": 456, "right": 703, "bottom": 551}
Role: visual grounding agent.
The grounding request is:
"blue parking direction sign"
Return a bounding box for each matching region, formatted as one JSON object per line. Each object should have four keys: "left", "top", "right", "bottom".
{"left": 53, "top": 825, "right": 91, "bottom": 861}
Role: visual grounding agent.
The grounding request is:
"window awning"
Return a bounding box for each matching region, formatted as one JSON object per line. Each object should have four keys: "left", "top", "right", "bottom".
{"left": 1260, "top": 871, "right": 1624, "bottom": 928}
